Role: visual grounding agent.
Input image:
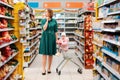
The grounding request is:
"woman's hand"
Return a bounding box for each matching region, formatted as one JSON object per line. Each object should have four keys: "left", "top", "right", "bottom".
{"left": 46, "top": 17, "right": 51, "bottom": 21}
{"left": 46, "top": 17, "right": 49, "bottom": 21}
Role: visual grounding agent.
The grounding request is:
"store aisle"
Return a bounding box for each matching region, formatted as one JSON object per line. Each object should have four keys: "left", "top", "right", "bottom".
{"left": 24, "top": 49, "right": 93, "bottom": 80}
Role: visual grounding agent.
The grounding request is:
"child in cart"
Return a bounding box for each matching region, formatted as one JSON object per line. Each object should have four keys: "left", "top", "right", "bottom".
{"left": 56, "top": 32, "right": 69, "bottom": 56}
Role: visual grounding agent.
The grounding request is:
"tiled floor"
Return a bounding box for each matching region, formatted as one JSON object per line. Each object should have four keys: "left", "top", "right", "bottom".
{"left": 24, "top": 49, "right": 93, "bottom": 80}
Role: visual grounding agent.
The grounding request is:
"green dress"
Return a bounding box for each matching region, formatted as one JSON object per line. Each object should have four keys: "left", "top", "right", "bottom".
{"left": 39, "top": 18, "right": 58, "bottom": 55}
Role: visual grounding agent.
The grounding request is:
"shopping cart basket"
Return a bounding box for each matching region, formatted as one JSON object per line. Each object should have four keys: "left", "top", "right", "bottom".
{"left": 56, "top": 45, "right": 82, "bottom": 75}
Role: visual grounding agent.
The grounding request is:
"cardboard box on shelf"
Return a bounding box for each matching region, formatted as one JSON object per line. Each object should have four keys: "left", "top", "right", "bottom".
{"left": 118, "top": 47, "right": 120, "bottom": 57}
{"left": 118, "top": 65, "right": 120, "bottom": 74}
{"left": 112, "top": 61, "right": 119, "bottom": 73}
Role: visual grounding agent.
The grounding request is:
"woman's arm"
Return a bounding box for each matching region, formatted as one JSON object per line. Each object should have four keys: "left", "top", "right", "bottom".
{"left": 55, "top": 32, "right": 58, "bottom": 41}
{"left": 43, "top": 17, "right": 49, "bottom": 31}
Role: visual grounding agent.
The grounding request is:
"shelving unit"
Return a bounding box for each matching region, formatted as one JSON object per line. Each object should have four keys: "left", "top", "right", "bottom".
{"left": 94, "top": 66, "right": 110, "bottom": 80}
{"left": 0, "top": 52, "right": 18, "bottom": 67}
{"left": 102, "top": 62, "right": 120, "bottom": 79}
{"left": 93, "top": 0, "right": 120, "bottom": 80}
{"left": 16, "top": 5, "right": 40, "bottom": 68}
{"left": 98, "top": 0, "right": 117, "bottom": 8}
{"left": 107, "top": 11, "right": 120, "bottom": 16}
{"left": 0, "top": 1, "right": 13, "bottom": 9}
{"left": 0, "top": 1, "right": 22, "bottom": 80}
{"left": 3, "top": 63, "right": 19, "bottom": 80}
{"left": 0, "top": 39, "right": 18, "bottom": 49}
{"left": 0, "top": 28, "right": 14, "bottom": 32}
{"left": 75, "top": 8, "right": 94, "bottom": 69}
{"left": 0, "top": 14, "right": 14, "bottom": 19}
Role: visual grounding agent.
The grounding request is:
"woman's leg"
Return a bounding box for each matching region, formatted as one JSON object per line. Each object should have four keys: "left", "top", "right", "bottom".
{"left": 42, "top": 55, "right": 47, "bottom": 73}
{"left": 48, "top": 55, "right": 53, "bottom": 71}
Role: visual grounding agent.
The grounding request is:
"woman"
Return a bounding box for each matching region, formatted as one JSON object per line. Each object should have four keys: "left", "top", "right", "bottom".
{"left": 39, "top": 9, "right": 58, "bottom": 75}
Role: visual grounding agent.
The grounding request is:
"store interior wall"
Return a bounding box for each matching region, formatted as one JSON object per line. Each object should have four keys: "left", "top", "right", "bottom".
{"left": 27, "top": 0, "right": 90, "bottom": 9}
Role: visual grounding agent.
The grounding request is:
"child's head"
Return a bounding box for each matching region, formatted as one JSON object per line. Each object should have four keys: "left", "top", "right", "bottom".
{"left": 61, "top": 32, "right": 66, "bottom": 39}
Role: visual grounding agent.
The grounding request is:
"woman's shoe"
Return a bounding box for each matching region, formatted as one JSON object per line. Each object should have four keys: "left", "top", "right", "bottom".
{"left": 42, "top": 72, "right": 46, "bottom": 75}
{"left": 42, "top": 71, "right": 46, "bottom": 75}
{"left": 47, "top": 71, "right": 51, "bottom": 74}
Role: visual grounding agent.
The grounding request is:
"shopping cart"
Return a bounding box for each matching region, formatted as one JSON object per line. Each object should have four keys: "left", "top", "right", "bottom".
{"left": 56, "top": 43, "right": 82, "bottom": 75}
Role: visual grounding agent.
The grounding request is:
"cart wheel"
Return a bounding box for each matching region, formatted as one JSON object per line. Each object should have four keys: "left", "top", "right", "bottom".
{"left": 56, "top": 68, "right": 58, "bottom": 73}
{"left": 77, "top": 68, "right": 82, "bottom": 74}
{"left": 58, "top": 71, "right": 61, "bottom": 75}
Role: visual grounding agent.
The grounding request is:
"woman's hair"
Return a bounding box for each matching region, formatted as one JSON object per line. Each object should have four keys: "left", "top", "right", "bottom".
{"left": 46, "top": 8, "right": 53, "bottom": 18}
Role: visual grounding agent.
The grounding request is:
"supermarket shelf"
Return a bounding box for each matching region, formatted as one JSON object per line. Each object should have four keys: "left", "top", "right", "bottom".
{"left": 93, "top": 29, "right": 102, "bottom": 32}
{"left": 65, "top": 27, "right": 78, "bottom": 29}
{"left": 29, "top": 28, "right": 38, "bottom": 30}
{"left": 0, "top": 1, "right": 14, "bottom": 9}
{"left": 55, "top": 17, "right": 77, "bottom": 19}
{"left": 102, "top": 27, "right": 120, "bottom": 32}
{"left": 76, "top": 45, "right": 84, "bottom": 54}
{"left": 27, "top": 33, "right": 39, "bottom": 40}
{"left": 24, "top": 54, "right": 37, "bottom": 67}
{"left": 98, "top": 0, "right": 116, "bottom": 8}
{"left": 54, "top": 17, "right": 65, "bottom": 19}
{"left": 0, "top": 39, "right": 18, "bottom": 49}
{"left": 58, "top": 27, "right": 65, "bottom": 29}
{"left": 93, "top": 41, "right": 102, "bottom": 47}
{"left": 77, "top": 20, "right": 84, "bottom": 23}
{"left": 94, "top": 66, "right": 110, "bottom": 80}
{"left": 37, "top": 27, "right": 42, "bottom": 30}
{"left": 102, "top": 62, "right": 120, "bottom": 79}
{"left": 58, "top": 27, "right": 77, "bottom": 29}
{"left": 101, "top": 49, "right": 120, "bottom": 62}
{"left": 3, "top": 63, "right": 19, "bottom": 80}
{"left": 35, "top": 17, "right": 42, "bottom": 19}
{"left": 78, "top": 27, "right": 84, "bottom": 30}
{"left": 67, "top": 36, "right": 74, "bottom": 39}
{"left": 28, "top": 54, "right": 36, "bottom": 64}
{"left": 74, "top": 33, "right": 85, "bottom": 38}
{"left": 65, "top": 32, "right": 74, "bottom": 34}
{"left": 57, "top": 22, "right": 65, "bottom": 24}
{"left": 65, "top": 22, "right": 77, "bottom": 24}
{"left": 0, "top": 28, "right": 14, "bottom": 32}
{"left": 65, "top": 17, "right": 77, "bottom": 19}
{"left": 58, "top": 32, "right": 74, "bottom": 34}
{"left": 29, "top": 40, "right": 39, "bottom": 49}
{"left": 93, "top": 54, "right": 103, "bottom": 62}
{"left": 79, "top": 10, "right": 95, "bottom": 16}
{"left": 103, "top": 38, "right": 120, "bottom": 46}
{"left": 74, "top": 38, "right": 84, "bottom": 46}
{"left": 0, "top": 52, "right": 18, "bottom": 67}
{"left": 102, "top": 28, "right": 116, "bottom": 32}
{"left": 97, "top": 16, "right": 104, "bottom": 19}
{"left": 107, "top": 11, "right": 120, "bottom": 16}
{"left": 0, "top": 14, "right": 14, "bottom": 19}
{"left": 102, "top": 20, "right": 118, "bottom": 23}
{"left": 24, "top": 46, "right": 38, "bottom": 56}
